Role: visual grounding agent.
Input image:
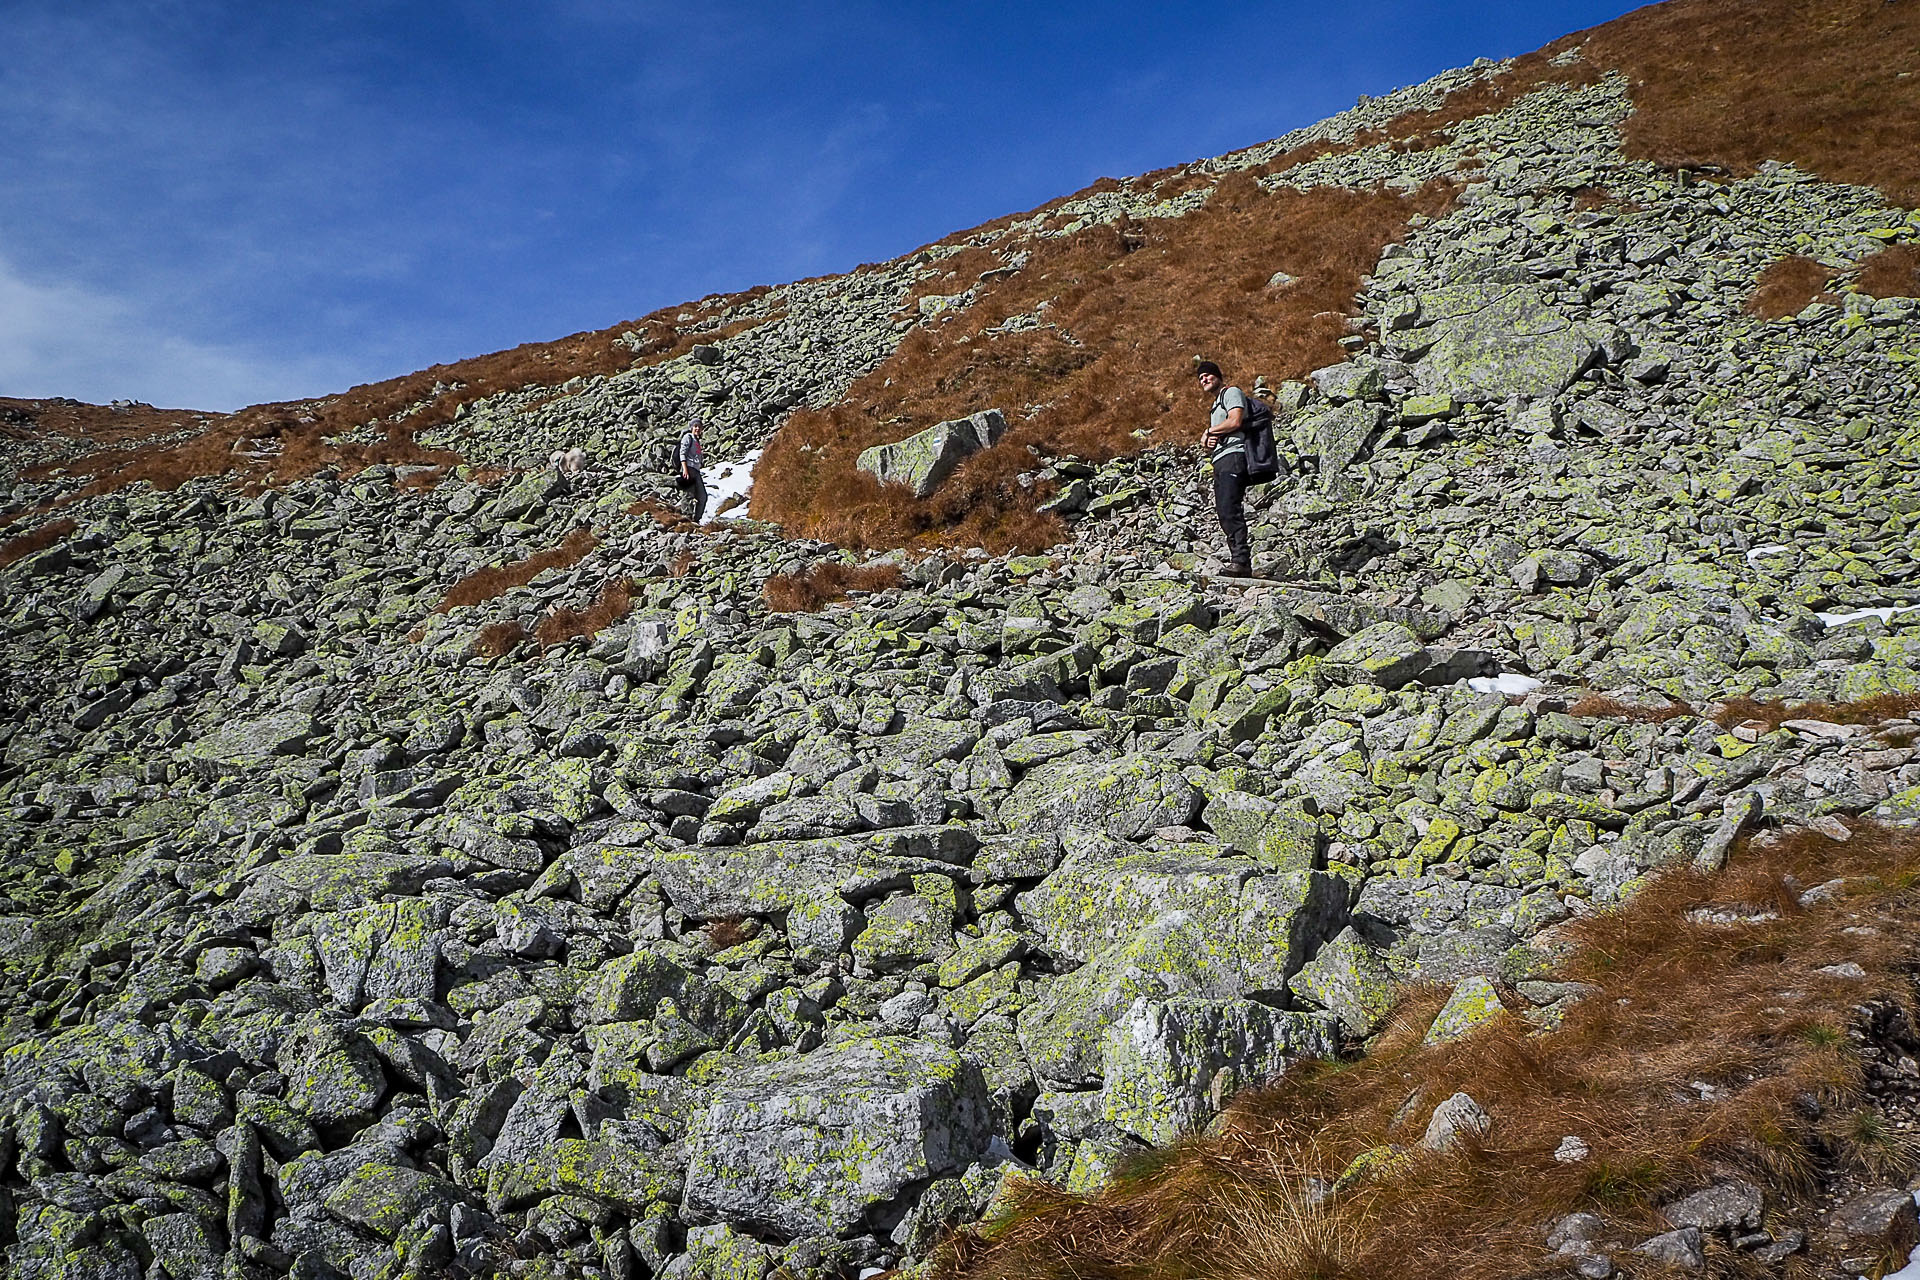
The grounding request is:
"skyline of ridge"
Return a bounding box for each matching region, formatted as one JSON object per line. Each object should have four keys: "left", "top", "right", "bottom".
{"left": 1, "top": 0, "right": 1645, "bottom": 412}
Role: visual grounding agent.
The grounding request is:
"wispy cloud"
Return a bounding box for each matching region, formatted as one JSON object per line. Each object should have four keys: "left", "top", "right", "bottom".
{"left": 0, "top": 251, "right": 353, "bottom": 411}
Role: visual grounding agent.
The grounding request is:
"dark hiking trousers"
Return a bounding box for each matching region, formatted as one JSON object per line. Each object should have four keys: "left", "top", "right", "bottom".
{"left": 1212, "top": 450, "right": 1251, "bottom": 573}
{"left": 684, "top": 470, "right": 708, "bottom": 522}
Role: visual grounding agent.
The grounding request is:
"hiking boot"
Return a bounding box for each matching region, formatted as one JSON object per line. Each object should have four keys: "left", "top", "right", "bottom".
{"left": 1228, "top": 561, "right": 1254, "bottom": 579}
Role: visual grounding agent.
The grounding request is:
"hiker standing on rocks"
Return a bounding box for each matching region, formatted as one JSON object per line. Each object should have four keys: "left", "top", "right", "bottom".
{"left": 1196, "top": 361, "right": 1253, "bottom": 577}
{"left": 678, "top": 419, "right": 707, "bottom": 522}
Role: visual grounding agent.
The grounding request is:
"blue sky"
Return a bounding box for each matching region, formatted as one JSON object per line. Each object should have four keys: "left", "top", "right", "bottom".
{"left": 0, "top": 1, "right": 1643, "bottom": 411}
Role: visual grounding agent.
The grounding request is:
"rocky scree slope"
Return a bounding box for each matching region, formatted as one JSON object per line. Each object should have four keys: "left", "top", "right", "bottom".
{"left": 3, "top": 11, "right": 1920, "bottom": 1280}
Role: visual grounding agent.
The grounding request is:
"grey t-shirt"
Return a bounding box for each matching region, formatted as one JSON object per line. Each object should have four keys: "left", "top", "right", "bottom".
{"left": 1209, "top": 386, "right": 1249, "bottom": 460}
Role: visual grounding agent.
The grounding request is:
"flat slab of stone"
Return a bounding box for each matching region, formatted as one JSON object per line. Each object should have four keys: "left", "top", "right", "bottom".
{"left": 999, "top": 753, "right": 1201, "bottom": 840}
{"left": 649, "top": 827, "right": 975, "bottom": 918}
{"left": 682, "top": 1037, "right": 994, "bottom": 1238}
{"left": 856, "top": 410, "right": 1006, "bottom": 498}
{"left": 1397, "top": 280, "right": 1608, "bottom": 400}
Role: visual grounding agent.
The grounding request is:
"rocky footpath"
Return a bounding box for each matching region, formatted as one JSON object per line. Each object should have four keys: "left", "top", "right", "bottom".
{"left": 3, "top": 39, "right": 1919, "bottom": 1280}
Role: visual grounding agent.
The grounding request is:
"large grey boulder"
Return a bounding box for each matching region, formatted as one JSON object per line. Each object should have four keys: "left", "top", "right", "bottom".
{"left": 648, "top": 829, "right": 973, "bottom": 918}
{"left": 1016, "top": 865, "right": 1347, "bottom": 1087}
{"left": 183, "top": 710, "right": 316, "bottom": 777}
{"left": 1100, "top": 997, "right": 1338, "bottom": 1144}
{"left": 682, "top": 1038, "right": 994, "bottom": 1238}
{"left": 999, "top": 753, "right": 1201, "bottom": 839}
{"left": 1018, "top": 843, "right": 1343, "bottom": 973}
{"left": 855, "top": 410, "right": 1007, "bottom": 498}
{"left": 1302, "top": 401, "right": 1387, "bottom": 486}
{"left": 306, "top": 899, "right": 442, "bottom": 1013}
{"left": 1397, "top": 280, "right": 1607, "bottom": 400}
{"left": 1322, "top": 622, "right": 1430, "bottom": 689}
{"left": 1288, "top": 926, "right": 1398, "bottom": 1037}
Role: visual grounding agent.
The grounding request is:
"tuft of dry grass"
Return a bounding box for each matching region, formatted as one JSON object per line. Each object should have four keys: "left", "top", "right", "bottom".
{"left": 1747, "top": 255, "right": 1841, "bottom": 318}
{"left": 1712, "top": 692, "right": 1920, "bottom": 732}
{"left": 471, "top": 620, "right": 528, "bottom": 659}
{"left": 754, "top": 178, "right": 1458, "bottom": 553}
{"left": 626, "top": 497, "right": 692, "bottom": 529}
{"left": 1566, "top": 693, "right": 1700, "bottom": 723}
{"left": 939, "top": 820, "right": 1920, "bottom": 1280}
{"left": 396, "top": 467, "right": 447, "bottom": 492}
{"left": 1857, "top": 243, "right": 1920, "bottom": 301}
{"left": 0, "top": 518, "right": 78, "bottom": 570}
{"left": 1557, "top": 0, "right": 1920, "bottom": 208}
{"left": 763, "top": 561, "right": 906, "bottom": 613}
{"left": 431, "top": 527, "right": 598, "bottom": 614}
{"left": 702, "top": 916, "right": 756, "bottom": 952}
{"left": 534, "top": 576, "right": 634, "bottom": 650}
{"left": 669, "top": 549, "right": 696, "bottom": 578}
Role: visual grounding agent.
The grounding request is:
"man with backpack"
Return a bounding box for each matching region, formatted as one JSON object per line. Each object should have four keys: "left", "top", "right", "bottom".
{"left": 1195, "top": 361, "right": 1277, "bottom": 578}
{"left": 677, "top": 418, "right": 707, "bottom": 522}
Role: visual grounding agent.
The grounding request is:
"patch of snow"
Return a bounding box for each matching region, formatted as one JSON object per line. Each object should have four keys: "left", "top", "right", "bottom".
{"left": 1818, "top": 604, "right": 1920, "bottom": 628}
{"left": 1468, "top": 673, "right": 1544, "bottom": 695}
{"left": 701, "top": 448, "right": 762, "bottom": 524}
{"left": 1744, "top": 543, "right": 1789, "bottom": 563}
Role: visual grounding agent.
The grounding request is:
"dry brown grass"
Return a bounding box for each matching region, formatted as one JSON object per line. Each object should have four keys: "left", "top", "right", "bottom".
{"left": 396, "top": 467, "right": 448, "bottom": 492}
{"left": 0, "top": 518, "right": 78, "bottom": 570}
{"left": 625, "top": 497, "right": 692, "bottom": 530}
{"left": 1857, "top": 243, "right": 1920, "bottom": 300}
{"left": 1569, "top": 691, "right": 1920, "bottom": 732}
{"left": 1747, "top": 256, "right": 1841, "bottom": 319}
{"left": 702, "top": 916, "right": 756, "bottom": 952}
{"left": 1713, "top": 692, "right": 1920, "bottom": 732}
{"left": 431, "top": 526, "right": 598, "bottom": 614}
{"left": 940, "top": 820, "right": 1920, "bottom": 1280}
{"left": 16, "top": 287, "right": 775, "bottom": 515}
{"left": 534, "top": 576, "right": 633, "bottom": 650}
{"left": 754, "top": 177, "right": 1457, "bottom": 553}
{"left": 0, "top": 396, "right": 222, "bottom": 451}
{"left": 763, "top": 561, "right": 906, "bottom": 613}
{"left": 669, "top": 549, "right": 696, "bottom": 578}
{"left": 471, "top": 620, "right": 529, "bottom": 659}
{"left": 1566, "top": 693, "right": 1701, "bottom": 723}
{"left": 1557, "top": 0, "right": 1920, "bottom": 208}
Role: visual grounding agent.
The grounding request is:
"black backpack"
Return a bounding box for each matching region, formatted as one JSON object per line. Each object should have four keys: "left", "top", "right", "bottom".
{"left": 1238, "top": 392, "right": 1279, "bottom": 484}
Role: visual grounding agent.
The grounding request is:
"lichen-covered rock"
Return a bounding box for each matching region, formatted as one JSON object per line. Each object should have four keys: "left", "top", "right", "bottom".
{"left": 280, "top": 1017, "right": 387, "bottom": 1126}
{"left": 1100, "top": 996, "right": 1338, "bottom": 1144}
{"left": 1424, "top": 975, "right": 1507, "bottom": 1044}
{"left": 1322, "top": 622, "right": 1430, "bottom": 689}
{"left": 183, "top": 710, "right": 316, "bottom": 777}
{"left": 1288, "top": 926, "right": 1397, "bottom": 1037}
{"left": 851, "top": 876, "right": 961, "bottom": 972}
{"left": 307, "top": 898, "right": 442, "bottom": 1012}
{"left": 855, "top": 410, "right": 1006, "bottom": 498}
{"left": 1018, "top": 841, "right": 1344, "bottom": 973}
{"left": 323, "top": 1163, "right": 464, "bottom": 1241}
{"left": 649, "top": 829, "right": 973, "bottom": 918}
{"left": 999, "top": 753, "right": 1201, "bottom": 839}
{"left": 682, "top": 1038, "right": 994, "bottom": 1238}
{"left": 1304, "top": 401, "right": 1388, "bottom": 484}
{"left": 1017, "top": 865, "right": 1343, "bottom": 1089}
{"left": 1401, "top": 279, "right": 1608, "bottom": 399}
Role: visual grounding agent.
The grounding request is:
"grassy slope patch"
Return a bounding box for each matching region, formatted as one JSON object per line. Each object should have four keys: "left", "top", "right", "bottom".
{"left": 941, "top": 822, "right": 1920, "bottom": 1280}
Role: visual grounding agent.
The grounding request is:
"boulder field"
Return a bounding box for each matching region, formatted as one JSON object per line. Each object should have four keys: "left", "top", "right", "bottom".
{"left": 2, "top": 34, "right": 1919, "bottom": 1280}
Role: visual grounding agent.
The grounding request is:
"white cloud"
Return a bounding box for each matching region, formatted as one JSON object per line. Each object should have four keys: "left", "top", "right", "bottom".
{"left": 0, "top": 252, "right": 351, "bottom": 412}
